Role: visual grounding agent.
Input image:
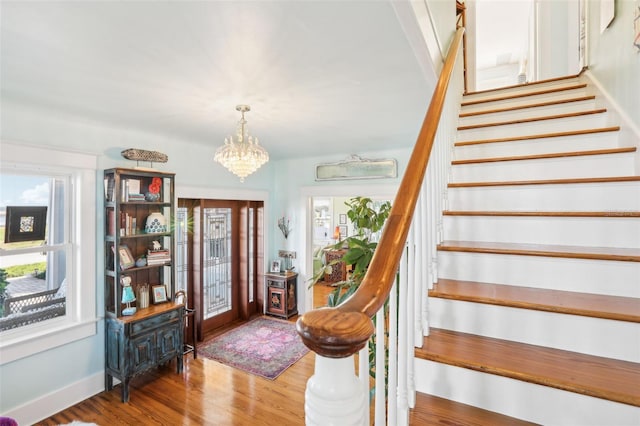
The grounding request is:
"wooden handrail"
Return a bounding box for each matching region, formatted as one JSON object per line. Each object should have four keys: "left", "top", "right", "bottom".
{"left": 297, "top": 27, "right": 466, "bottom": 359}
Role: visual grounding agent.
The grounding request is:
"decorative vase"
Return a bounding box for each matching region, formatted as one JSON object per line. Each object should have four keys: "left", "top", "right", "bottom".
{"left": 145, "top": 192, "right": 160, "bottom": 202}
{"left": 145, "top": 212, "right": 166, "bottom": 233}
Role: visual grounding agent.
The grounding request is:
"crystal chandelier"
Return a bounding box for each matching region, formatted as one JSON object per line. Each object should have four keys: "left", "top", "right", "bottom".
{"left": 214, "top": 104, "right": 269, "bottom": 182}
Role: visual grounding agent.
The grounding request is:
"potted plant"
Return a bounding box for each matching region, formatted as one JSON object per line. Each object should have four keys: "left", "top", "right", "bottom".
{"left": 311, "top": 196, "right": 391, "bottom": 307}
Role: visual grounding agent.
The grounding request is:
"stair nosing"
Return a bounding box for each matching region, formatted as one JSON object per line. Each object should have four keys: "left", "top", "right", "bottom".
{"left": 417, "top": 328, "right": 640, "bottom": 407}
{"left": 459, "top": 96, "right": 596, "bottom": 118}
{"left": 442, "top": 210, "right": 640, "bottom": 218}
{"left": 451, "top": 147, "right": 636, "bottom": 165}
{"left": 437, "top": 240, "right": 640, "bottom": 262}
{"left": 461, "top": 84, "right": 588, "bottom": 107}
{"left": 457, "top": 109, "right": 607, "bottom": 131}
{"left": 455, "top": 127, "right": 620, "bottom": 147}
{"left": 429, "top": 279, "right": 640, "bottom": 323}
{"left": 448, "top": 175, "right": 640, "bottom": 188}
{"left": 463, "top": 74, "right": 581, "bottom": 97}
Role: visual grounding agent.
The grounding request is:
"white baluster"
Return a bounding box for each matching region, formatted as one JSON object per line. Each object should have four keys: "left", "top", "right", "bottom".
{"left": 375, "top": 308, "right": 385, "bottom": 425}
{"left": 388, "top": 277, "right": 399, "bottom": 426}
{"left": 396, "top": 244, "right": 410, "bottom": 424}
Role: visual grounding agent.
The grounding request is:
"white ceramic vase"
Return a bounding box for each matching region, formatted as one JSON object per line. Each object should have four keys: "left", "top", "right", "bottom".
{"left": 145, "top": 212, "right": 166, "bottom": 233}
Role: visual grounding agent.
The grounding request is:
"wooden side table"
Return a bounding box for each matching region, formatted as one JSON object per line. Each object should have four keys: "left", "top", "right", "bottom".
{"left": 265, "top": 272, "right": 298, "bottom": 319}
{"left": 323, "top": 249, "right": 347, "bottom": 283}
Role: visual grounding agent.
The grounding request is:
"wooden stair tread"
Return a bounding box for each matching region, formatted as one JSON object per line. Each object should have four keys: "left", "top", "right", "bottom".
{"left": 455, "top": 126, "right": 620, "bottom": 147}
{"left": 448, "top": 175, "right": 640, "bottom": 188}
{"left": 437, "top": 240, "right": 640, "bottom": 262}
{"left": 430, "top": 279, "right": 640, "bottom": 322}
{"left": 410, "top": 392, "right": 539, "bottom": 426}
{"left": 416, "top": 328, "right": 640, "bottom": 406}
{"left": 443, "top": 210, "right": 640, "bottom": 217}
{"left": 451, "top": 147, "right": 636, "bottom": 165}
{"left": 464, "top": 74, "right": 580, "bottom": 97}
{"left": 461, "top": 84, "right": 587, "bottom": 107}
{"left": 459, "top": 96, "right": 596, "bottom": 118}
{"left": 457, "top": 109, "right": 606, "bottom": 131}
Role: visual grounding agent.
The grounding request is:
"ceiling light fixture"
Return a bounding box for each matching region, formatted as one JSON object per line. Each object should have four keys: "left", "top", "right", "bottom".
{"left": 214, "top": 104, "right": 269, "bottom": 182}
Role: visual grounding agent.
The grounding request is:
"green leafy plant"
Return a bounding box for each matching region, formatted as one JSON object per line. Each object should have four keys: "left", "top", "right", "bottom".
{"left": 310, "top": 196, "right": 392, "bottom": 305}
{"left": 310, "top": 196, "right": 393, "bottom": 394}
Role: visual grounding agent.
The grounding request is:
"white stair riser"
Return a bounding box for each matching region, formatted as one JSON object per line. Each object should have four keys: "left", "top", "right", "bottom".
{"left": 447, "top": 182, "right": 640, "bottom": 211}
{"left": 429, "top": 298, "right": 640, "bottom": 362}
{"left": 461, "top": 87, "right": 589, "bottom": 114}
{"left": 457, "top": 113, "right": 611, "bottom": 142}
{"left": 462, "top": 79, "right": 582, "bottom": 102}
{"left": 454, "top": 132, "right": 620, "bottom": 160}
{"left": 458, "top": 99, "right": 598, "bottom": 126}
{"left": 415, "top": 360, "right": 640, "bottom": 426}
{"left": 451, "top": 154, "right": 635, "bottom": 182}
{"left": 437, "top": 251, "right": 640, "bottom": 298}
{"left": 442, "top": 216, "right": 640, "bottom": 248}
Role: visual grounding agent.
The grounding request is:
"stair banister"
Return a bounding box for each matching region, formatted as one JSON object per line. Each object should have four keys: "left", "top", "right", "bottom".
{"left": 296, "top": 27, "right": 465, "bottom": 425}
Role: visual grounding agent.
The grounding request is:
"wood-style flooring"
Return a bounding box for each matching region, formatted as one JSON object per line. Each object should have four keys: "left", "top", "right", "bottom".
{"left": 36, "top": 283, "right": 532, "bottom": 425}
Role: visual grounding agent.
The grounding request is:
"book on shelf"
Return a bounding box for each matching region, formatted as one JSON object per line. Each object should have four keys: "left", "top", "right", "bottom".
{"left": 147, "top": 249, "right": 170, "bottom": 265}
{"left": 118, "top": 212, "right": 138, "bottom": 236}
{"left": 120, "top": 178, "right": 141, "bottom": 202}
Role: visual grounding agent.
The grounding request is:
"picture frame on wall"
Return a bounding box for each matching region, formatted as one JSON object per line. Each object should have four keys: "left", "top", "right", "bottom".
{"left": 152, "top": 285, "right": 168, "bottom": 304}
{"left": 338, "top": 225, "right": 348, "bottom": 238}
{"left": 339, "top": 213, "right": 347, "bottom": 224}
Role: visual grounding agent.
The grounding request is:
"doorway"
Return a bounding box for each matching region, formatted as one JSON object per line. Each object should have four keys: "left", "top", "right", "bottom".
{"left": 177, "top": 198, "right": 264, "bottom": 340}
{"left": 309, "top": 195, "right": 392, "bottom": 309}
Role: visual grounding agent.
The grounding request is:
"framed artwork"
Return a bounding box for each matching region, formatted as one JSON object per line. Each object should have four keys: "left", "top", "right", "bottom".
{"left": 338, "top": 225, "right": 348, "bottom": 238}
{"left": 118, "top": 245, "right": 135, "bottom": 270}
{"left": 152, "top": 285, "right": 168, "bottom": 304}
{"left": 270, "top": 260, "right": 281, "bottom": 273}
{"left": 339, "top": 214, "right": 347, "bottom": 224}
{"left": 4, "top": 206, "right": 47, "bottom": 243}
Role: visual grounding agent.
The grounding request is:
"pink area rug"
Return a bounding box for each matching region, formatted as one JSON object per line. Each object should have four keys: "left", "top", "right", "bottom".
{"left": 199, "top": 317, "right": 309, "bottom": 380}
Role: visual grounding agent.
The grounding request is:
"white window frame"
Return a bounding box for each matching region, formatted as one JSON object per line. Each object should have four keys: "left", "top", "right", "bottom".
{"left": 0, "top": 142, "right": 97, "bottom": 365}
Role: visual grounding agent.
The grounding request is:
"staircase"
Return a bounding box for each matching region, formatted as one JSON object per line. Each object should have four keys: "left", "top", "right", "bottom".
{"left": 414, "top": 75, "right": 640, "bottom": 425}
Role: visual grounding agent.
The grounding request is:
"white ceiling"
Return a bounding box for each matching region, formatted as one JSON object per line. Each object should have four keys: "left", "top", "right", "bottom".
{"left": 1, "top": 1, "right": 436, "bottom": 160}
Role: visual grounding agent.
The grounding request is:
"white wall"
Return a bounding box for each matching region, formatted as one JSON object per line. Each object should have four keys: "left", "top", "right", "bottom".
{"left": 587, "top": 0, "right": 640, "bottom": 129}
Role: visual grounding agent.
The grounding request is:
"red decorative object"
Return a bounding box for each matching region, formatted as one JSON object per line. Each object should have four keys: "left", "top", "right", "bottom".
{"left": 148, "top": 177, "right": 162, "bottom": 194}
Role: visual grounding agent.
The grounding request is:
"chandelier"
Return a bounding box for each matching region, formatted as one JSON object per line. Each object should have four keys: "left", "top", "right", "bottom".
{"left": 214, "top": 104, "right": 269, "bottom": 182}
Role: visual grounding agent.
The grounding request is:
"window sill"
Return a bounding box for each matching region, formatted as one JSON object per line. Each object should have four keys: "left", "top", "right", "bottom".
{"left": 0, "top": 318, "right": 99, "bottom": 365}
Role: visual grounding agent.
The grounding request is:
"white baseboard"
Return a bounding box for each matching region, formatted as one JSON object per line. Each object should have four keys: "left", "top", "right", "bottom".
{"left": 4, "top": 371, "right": 104, "bottom": 425}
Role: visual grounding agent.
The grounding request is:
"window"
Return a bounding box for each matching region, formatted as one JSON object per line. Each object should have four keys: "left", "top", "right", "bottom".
{"left": 1, "top": 175, "right": 69, "bottom": 329}
{"left": 0, "top": 142, "right": 97, "bottom": 365}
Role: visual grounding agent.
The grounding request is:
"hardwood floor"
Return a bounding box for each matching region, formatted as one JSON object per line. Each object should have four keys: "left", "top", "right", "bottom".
{"left": 36, "top": 284, "right": 532, "bottom": 425}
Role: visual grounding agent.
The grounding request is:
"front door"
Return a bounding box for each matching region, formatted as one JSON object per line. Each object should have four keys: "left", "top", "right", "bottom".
{"left": 178, "top": 199, "right": 264, "bottom": 339}
{"left": 199, "top": 202, "right": 237, "bottom": 331}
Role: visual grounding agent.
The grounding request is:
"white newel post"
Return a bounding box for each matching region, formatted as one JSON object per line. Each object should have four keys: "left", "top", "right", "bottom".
{"left": 305, "top": 354, "right": 367, "bottom": 426}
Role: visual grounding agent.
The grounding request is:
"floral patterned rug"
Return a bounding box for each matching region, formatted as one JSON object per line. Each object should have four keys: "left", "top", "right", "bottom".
{"left": 199, "top": 317, "right": 309, "bottom": 380}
